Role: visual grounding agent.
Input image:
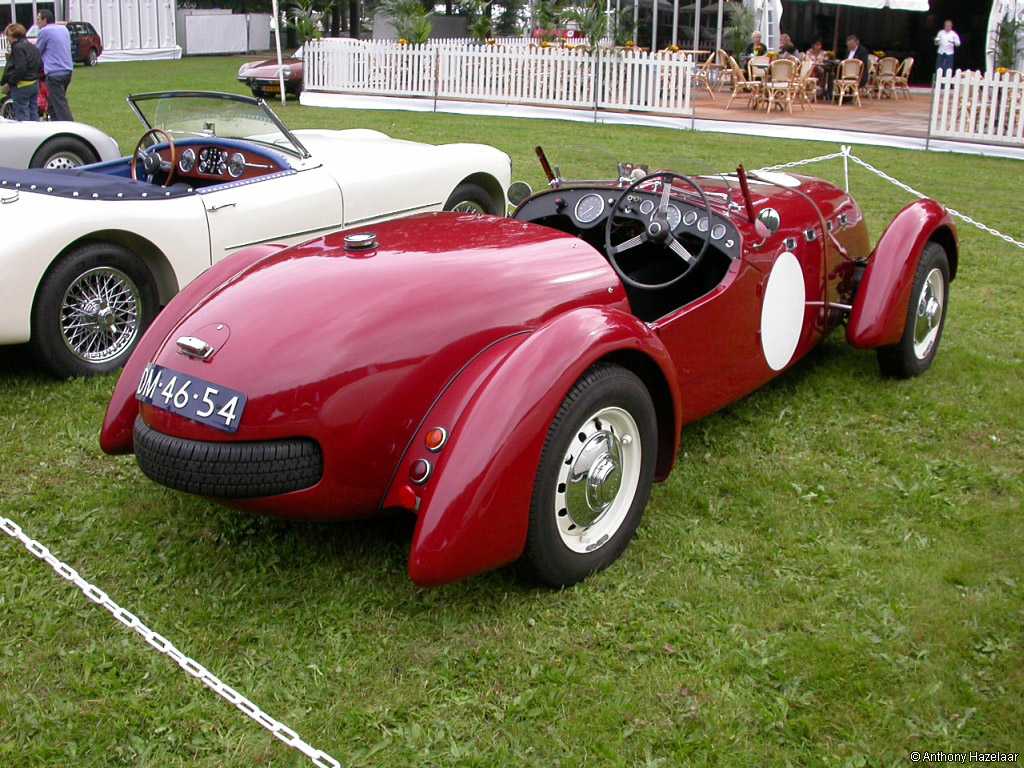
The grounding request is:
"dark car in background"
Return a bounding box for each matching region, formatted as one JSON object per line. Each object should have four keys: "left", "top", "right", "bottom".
{"left": 236, "top": 48, "right": 304, "bottom": 99}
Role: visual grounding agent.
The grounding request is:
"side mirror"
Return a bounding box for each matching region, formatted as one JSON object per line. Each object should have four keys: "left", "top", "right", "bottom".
{"left": 756, "top": 207, "right": 781, "bottom": 238}
{"left": 507, "top": 181, "right": 533, "bottom": 207}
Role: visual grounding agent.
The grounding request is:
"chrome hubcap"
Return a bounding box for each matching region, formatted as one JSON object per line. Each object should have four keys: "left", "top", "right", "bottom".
{"left": 45, "top": 152, "right": 84, "bottom": 170}
{"left": 913, "top": 268, "right": 944, "bottom": 360}
{"left": 555, "top": 406, "right": 641, "bottom": 554}
{"left": 451, "top": 200, "right": 485, "bottom": 214}
{"left": 60, "top": 266, "right": 141, "bottom": 364}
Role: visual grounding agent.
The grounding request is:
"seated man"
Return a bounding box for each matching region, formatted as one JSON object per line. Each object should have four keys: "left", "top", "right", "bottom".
{"left": 845, "top": 34, "right": 871, "bottom": 87}
{"left": 744, "top": 31, "right": 767, "bottom": 59}
{"left": 778, "top": 33, "right": 799, "bottom": 60}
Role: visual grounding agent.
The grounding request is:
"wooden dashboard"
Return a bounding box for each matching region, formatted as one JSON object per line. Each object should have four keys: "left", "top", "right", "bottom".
{"left": 157, "top": 144, "right": 284, "bottom": 184}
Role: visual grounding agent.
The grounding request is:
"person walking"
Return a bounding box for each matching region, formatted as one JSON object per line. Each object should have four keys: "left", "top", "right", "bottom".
{"left": 35, "top": 9, "right": 74, "bottom": 121}
{"left": 2, "top": 24, "right": 43, "bottom": 121}
{"left": 934, "top": 19, "right": 961, "bottom": 74}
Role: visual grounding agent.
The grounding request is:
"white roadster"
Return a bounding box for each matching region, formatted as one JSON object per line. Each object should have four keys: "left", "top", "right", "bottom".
{"left": 0, "top": 91, "right": 512, "bottom": 378}
{"left": 0, "top": 114, "right": 121, "bottom": 169}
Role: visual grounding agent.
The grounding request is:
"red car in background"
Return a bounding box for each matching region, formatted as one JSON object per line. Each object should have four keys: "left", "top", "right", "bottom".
{"left": 67, "top": 21, "right": 102, "bottom": 66}
{"left": 237, "top": 48, "right": 303, "bottom": 99}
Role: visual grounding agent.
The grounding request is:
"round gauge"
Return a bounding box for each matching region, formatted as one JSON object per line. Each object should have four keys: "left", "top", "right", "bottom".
{"left": 198, "top": 147, "right": 216, "bottom": 174}
{"left": 179, "top": 148, "right": 196, "bottom": 173}
{"left": 216, "top": 151, "right": 228, "bottom": 175}
{"left": 711, "top": 223, "right": 727, "bottom": 241}
{"left": 639, "top": 199, "right": 655, "bottom": 215}
{"left": 682, "top": 210, "right": 698, "bottom": 227}
{"left": 697, "top": 216, "right": 710, "bottom": 233}
{"left": 574, "top": 193, "right": 605, "bottom": 224}
{"left": 228, "top": 152, "right": 246, "bottom": 179}
{"left": 665, "top": 205, "right": 682, "bottom": 230}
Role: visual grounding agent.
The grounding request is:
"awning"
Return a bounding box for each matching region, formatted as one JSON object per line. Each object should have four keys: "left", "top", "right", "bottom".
{"left": 820, "top": 0, "right": 929, "bottom": 10}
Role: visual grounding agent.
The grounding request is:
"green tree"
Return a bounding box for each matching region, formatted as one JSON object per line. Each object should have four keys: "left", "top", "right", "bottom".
{"left": 562, "top": 0, "right": 606, "bottom": 48}
{"left": 995, "top": 19, "right": 1022, "bottom": 70}
{"left": 386, "top": 0, "right": 433, "bottom": 42}
{"left": 724, "top": 2, "right": 755, "bottom": 58}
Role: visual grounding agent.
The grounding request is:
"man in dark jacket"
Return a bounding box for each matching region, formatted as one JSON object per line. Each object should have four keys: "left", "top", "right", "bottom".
{"left": 845, "top": 34, "right": 871, "bottom": 87}
{"left": 2, "top": 23, "right": 43, "bottom": 121}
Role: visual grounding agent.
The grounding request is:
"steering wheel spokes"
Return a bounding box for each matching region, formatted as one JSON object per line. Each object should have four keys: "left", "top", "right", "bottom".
{"left": 131, "top": 128, "right": 177, "bottom": 188}
{"left": 604, "top": 171, "right": 712, "bottom": 291}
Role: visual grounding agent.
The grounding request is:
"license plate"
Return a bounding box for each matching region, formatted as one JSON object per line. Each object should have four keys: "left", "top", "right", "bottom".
{"left": 263, "top": 83, "right": 281, "bottom": 93}
{"left": 136, "top": 364, "right": 247, "bottom": 433}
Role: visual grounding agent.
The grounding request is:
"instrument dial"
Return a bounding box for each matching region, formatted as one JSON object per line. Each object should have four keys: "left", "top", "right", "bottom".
{"left": 639, "top": 199, "right": 655, "bottom": 215}
{"left": 665, "top": 205, "right": 682, "bottom": 230}
{"left": 682, "top": 210, "right": 698, "bottom": 227}
{"left": 711, "top": 223, "right": 727, "bottom": 241}
{"left": 179, "top": 148, "right": 196, "bottom": 173}
{"left": 697, "top": 216, "right": 710, "bottom": 233}
{"left": 228, "top": 152, "right": 246, "bottom": 179}
{"left": 574, "top": 193, "right": 605, "bottom": 224}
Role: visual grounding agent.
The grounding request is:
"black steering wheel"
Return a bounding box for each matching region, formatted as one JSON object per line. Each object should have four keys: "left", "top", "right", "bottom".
{"left": 604, "top": 172, "right": 712, "bottom": 291}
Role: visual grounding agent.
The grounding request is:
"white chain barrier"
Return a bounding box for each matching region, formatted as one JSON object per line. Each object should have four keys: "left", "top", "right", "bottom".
{"left": 758, "top": 146, "right": 1024, "bottom": 252}
{"left": 0, "top": 515, "right": 343, "bottom": 768}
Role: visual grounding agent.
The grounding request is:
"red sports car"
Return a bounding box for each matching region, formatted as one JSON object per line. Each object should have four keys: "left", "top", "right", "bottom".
{"left": 101, "top": 155, "right": 957, "bottom": 587}
{"left": 236, "top": 50, "right": 303, "bottom": 99}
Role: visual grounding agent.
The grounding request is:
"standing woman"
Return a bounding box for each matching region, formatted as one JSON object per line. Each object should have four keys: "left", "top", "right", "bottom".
{"left": 2, "top": 24, "right": 44, "bottom": 121}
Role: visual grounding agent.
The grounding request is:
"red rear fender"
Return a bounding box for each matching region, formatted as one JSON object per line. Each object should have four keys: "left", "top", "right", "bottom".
{"left": 847, "top": 200, "right": 957, "bottom": 349}
{"left": 396, "top": 306, "right": 681, "bottom": 587}
{"left": 99, "top": 245, "right": 288, "bottom": 454}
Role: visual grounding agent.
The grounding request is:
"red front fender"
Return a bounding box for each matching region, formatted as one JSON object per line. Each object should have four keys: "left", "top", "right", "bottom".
{"left": 99, "top": 244, "right": 288, "bottom": 455}
{"left": 847, "top": 199, "right": 958, "bottom": 349}
{"left": 389, "top": 306, "right": 681, "bottom": 587}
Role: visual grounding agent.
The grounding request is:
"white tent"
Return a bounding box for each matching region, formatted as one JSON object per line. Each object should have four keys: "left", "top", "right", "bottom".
{"left": 820, "top": 0, "right": 929, "bottom": 9}
{"left": 67, "top": 0, "right": 181, "bottom": 61}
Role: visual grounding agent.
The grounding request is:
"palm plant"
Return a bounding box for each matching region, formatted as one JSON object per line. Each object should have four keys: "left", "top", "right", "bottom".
{"left": 724, "top": 2, "right": 755, "bottom": 58}
{"left": 562, "top": 0, "right": 607, "bottom": 49}
{"left": 386, "top": 0, "right": 433, "bottom": 43}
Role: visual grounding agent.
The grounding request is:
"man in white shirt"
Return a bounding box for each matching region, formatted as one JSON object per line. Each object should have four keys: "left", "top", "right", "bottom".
{"left": 935, "top": 20, "right": 961, "bottom": 73}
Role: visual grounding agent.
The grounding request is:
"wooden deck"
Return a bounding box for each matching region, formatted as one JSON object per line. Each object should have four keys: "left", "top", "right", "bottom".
{"left": 691, "top": 88, "right": 933, "bottom": 139}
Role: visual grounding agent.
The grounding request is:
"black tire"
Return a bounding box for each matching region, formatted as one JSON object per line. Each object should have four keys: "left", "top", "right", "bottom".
{"left": 877, "top": 241, "right": 950, "bottom": 379}
{"left": 250, "top": 86, "right": 264, "bottom": 99}
{"left": 134, "top": 417, "right": 323, "bottom": 499}
{"left": 29, "top": 136, "right": 98, "bottom": 170}
{"left": 31, "top": 242, "right": 158, "bottom": 378}
{"left": 87, "top": 48, "right": 98, "bottom": 66}
{"left": 0, "top": 99, "right": 13, "bottom": 120}
{"left": 521, "top": 365, "right": 658, "bottom": 587}
{"left": 443, "top": 181, "right": 497, "bottom": 215}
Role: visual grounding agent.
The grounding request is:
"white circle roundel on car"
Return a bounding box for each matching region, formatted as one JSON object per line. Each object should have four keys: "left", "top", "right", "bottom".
{"left": 760, "top": 252, "right": 806, "bottom": 371}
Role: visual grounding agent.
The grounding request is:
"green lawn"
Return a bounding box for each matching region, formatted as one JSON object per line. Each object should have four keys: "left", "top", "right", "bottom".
{"left": 1, "top": 56, "right": 1022, "bottom": 767}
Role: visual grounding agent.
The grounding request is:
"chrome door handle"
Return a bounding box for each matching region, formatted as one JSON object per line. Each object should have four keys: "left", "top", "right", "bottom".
{"left": 206, "top": 202, "right": 237, "bottom": 212}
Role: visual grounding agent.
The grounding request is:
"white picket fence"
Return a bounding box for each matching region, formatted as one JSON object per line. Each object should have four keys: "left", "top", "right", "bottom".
{"left": 930, "top": 69, "right": 1024, "bottom": 145}
{"left": 0, "top": 36, "right": 9, "bottom": 63}
{"left": 304, "top": 38, "right": 694, "bottom": 116}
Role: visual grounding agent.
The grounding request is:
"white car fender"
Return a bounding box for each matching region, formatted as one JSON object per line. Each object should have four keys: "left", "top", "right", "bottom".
{"left": 0, "top": 117, "right": 121, "bottom": 169}
{"left": 0, "top": 192, "right": 210, "bottom": 345}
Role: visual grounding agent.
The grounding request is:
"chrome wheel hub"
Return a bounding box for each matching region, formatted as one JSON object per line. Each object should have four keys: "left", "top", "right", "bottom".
{"left": 45, "top": 152, "right": 83, "bottom": 170}
{"left": 60, "top": 266, "right": 141, "bottom": 364}
{"left": 555, "top": 406, "right": 641, "bottom": 554}
{"left": 912, "top": 268, "right": 945, "bottom": 360}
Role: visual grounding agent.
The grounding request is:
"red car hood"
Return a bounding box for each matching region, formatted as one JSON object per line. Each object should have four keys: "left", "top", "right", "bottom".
{"left": 243, "top": 58, "right": 302, "bottom": 77}
{"left": 138, "top": 213, "right": 626, "bottom": 513}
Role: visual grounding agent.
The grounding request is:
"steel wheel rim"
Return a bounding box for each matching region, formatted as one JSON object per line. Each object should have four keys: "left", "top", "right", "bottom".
{"left": 45, "top": 152, "right": 85, "bottom": 170}
{"left": 912, "top": 267, "right": 944, "bottom": 360}
{"left": 450, "top": 200, "right": 485, "bottom": 214}
{"left": 555, "top": 406, "right": 642, "bottom": 554}
{"left": 60, "top": 266, "right": 142, "bottom": 365}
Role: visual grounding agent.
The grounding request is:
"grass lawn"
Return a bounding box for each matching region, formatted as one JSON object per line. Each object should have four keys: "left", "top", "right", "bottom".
{"left": 1, "top": 56, "right": 1023, "bottom": 767}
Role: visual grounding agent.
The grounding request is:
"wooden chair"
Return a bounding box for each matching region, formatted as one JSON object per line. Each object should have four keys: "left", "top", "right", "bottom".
{"left": 692, "top": 51, "right": 717, "bottom": 100}
{"left": 748, "top": 54, "right": 771, "bottom": 83}
{"left": 893, "top": 57, "right": 914, "bottom": 99}
{"left": 833, "top": 58, "right": 864, "bottom": 106}
{"left": 875, "top": 56, "right": 899, "bottom": 100}
{"left": 725, "top": 55, "right": 761, "bottom": 110}
{"left": 796, "top": 57, "right": 818, "bottom": 109}
{"left": 763, "top": 58, "right": 799, "bottom": 113}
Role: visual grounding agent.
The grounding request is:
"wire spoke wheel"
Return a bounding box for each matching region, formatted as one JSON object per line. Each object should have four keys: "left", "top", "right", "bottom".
{"left": 59, "top": 266, "right": 142, "bottom": 365}
{"left": 450, "top": 200, "right": 486, "bottom": 214}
